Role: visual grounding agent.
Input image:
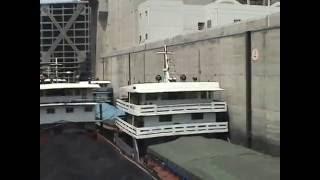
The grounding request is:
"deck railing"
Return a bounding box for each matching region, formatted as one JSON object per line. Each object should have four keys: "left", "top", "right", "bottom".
{"left": 115, "top": 117, "right": 228, "bottom": 139}
{"left": 116, "top": 99, "right": 227, "bottom": 116}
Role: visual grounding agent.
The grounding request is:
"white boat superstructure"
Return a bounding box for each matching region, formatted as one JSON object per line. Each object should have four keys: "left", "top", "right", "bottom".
{"left": 40, "top": 82, "right": 100, "bottom": 125}
{"left": 115, "top": 45, "right": 228, "bottom": 140}
{"left": 116, "top": 82, "right": 228, "bottom": 139}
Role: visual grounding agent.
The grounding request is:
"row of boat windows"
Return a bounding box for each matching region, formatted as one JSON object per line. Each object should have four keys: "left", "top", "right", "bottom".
{"left": 40, "top": 89, "right": 88, "bottom": 97}
{"left": 135, "top": 92, "right": 215, "bottom": 101}
{"left": 159, "top": 113, "right": 204, "bottom": 122}
{"left": 134, "top": 113, "right": 204, "bottom": 126}
{"left": 46, "top": 106, "right": 93, "bottom": 114}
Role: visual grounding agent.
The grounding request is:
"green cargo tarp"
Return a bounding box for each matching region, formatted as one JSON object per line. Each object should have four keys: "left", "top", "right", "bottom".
{"left": 147, "top": 136, "right": 279, "bottom": 180}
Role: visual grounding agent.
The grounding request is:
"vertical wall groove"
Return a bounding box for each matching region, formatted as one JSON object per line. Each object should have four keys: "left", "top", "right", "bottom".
{"left": 246, "top": 31, "right": 252, "bottom": 148}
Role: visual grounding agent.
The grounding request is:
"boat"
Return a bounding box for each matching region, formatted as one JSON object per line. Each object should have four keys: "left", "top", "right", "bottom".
{"left": 40, "top": 59, "right": 101, "bottom": 133}
{"left": 113, "top": 45, "right": 229, "bottom": 161}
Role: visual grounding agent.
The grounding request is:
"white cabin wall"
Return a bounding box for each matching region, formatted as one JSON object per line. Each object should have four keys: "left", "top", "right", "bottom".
{"left": 143, "top": 113, "right": 216, "bottom": 127}
{"left": 40, "top": 105, "right": 96, "bottom": 124}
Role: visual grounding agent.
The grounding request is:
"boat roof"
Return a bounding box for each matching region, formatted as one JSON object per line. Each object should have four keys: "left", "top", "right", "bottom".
{"left": 120, "top": 82, "right": 223, "bottom": 94}
{"left": 40, "top": 102, "right": 97, "bottom": 107}
{"left": 40, "top": 0, "right": 82, "bottom": 4}
{"left": 82, "top": 81, "right": 111, "bottom": 84}
{"left": 40, "top": 83, "right": 100, "bottom": 90}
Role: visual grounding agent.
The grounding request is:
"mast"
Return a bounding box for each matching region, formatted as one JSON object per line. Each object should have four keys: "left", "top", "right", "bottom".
{"left": 50, "top": 58, "right": 62, "bottom": 83}
{"left": 156, "top": 45, "right": 173, "bottom": 82}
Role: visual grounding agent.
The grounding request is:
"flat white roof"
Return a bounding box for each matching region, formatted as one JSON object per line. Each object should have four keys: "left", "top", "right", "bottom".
{"left": 40, "top": 102, "right": 97, "bottom": 107}
{"left": 40, "top": 83, "right": 100, "bottom": 90}
{"left": 84, "top": 81, "right": 111, "bottom": 84}
{"left": 40, "top": 0, "right": 82, "bottom": 4}
{"left": 43, "top": 79, "right": 66, "bottom": 82}
{"left": 120, "top": 82, "right": 223, "bottom": 94}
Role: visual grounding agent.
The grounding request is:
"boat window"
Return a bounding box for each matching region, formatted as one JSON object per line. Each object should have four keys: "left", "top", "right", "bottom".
{"left": 134, "top": 117, "right": 144, "bottom": 127}
{"left": 161, "top": 92, "right": 185, "bottom": 100}
{"left": 159, "top": 115, "right": 172, "bottom": 122}
{"left": 201, "top": 91, "right": 207, "bottom": 99}
{"left": 84, "top": 106, "right": 93, "bottom": 112}
{"left": 213, "top": 91, "right": 221, "bottom": 101}
{"left": 185, "top": 92, "right": 198, "bottom": 99}
{"left": 146, "top": 93, "right": 158, "bottom": 101}
{"left": 66, "top": 107, "right": 74, "bottom": 113}
{"left": 81, "top": 89, "right": 87, "bottom": 96}
{"left": 191, "top": 113, "right": 203, "bottom": 120}
{"left": 161, "top": 93, "right": 169, "bottom": 100}
{"left": 65, "top": 89, "right": 73, "bottom": 96}
{"left": 130, "top": 93, "right": 141, "bottom": 104}
{"left": 46, "top": 108, "right": 55, "bottom": 114}
{"left": 40, "top": 91, "right": 44, "bottom": 97}
{"left": 46, "top": 89, "right": 65, "bottom": 96}
{"left": 74, "top": 89, "right": 80, "bottom": 96}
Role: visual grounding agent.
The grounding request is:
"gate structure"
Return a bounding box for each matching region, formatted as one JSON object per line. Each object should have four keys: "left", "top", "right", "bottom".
{"left": 40, "top": 0, "right": 92, "bottom": 80}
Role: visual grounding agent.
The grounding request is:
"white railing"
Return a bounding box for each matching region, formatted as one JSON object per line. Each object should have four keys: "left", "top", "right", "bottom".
{"left": 116, "top": 99, "right": 227, "bottom": 116}
{"left": 115, "top": 117, "right": 228, "bottom": 139}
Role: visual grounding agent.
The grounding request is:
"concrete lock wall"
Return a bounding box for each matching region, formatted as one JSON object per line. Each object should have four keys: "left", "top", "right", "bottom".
{"left": 100, "top": 12, "right": 280, "bottom": 156}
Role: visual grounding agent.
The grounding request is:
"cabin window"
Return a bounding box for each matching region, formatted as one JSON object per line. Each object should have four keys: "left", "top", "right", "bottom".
{"left": 161, "top": 92, "right": 185, "bottom": 100}
{"left": 201, "top": 91, "right": 207, "bottom": 99}
{"left": 46, "top": 108, "right": 55, "bottom": 114}
{"left": 84, "top": 106, "right": 93, "bottom": 112}
{"left": 160, "top": 93, "right": 169, "bottom": 100}
{"left": 176, "top": 93, "right": 186, "bottom": 99}
{"left": 40, "top": 91, "right": 44, "bottom": 97}
{"left": 66, "top": 107, "right": 74, "bottom": 113}
{"left": 65, "top": 89, "right": 73, "bottom": 96}
{"left": 159, "top": 115, "right": 172, "bottom": 122}
{"left": 46, "top": 89, "right": 65, "bottom": 96}
{"left": 81, "top": 89, "right": 87, "bottom": 97}
{"left": 135, "top": 117, "right": 144, "bottom": 127}
{"left": 146, "top": 93, "right": 158, "bottom": 101}
{"left": 185, "top": 92, "right": 197, "bottom": 99}
{"left": 213, "top": 91, "right": 221, "bottom": 101}
{"left": 130, "top": 93, "right": 141, "bottom": 104}
{"left": 191, "top": 113, "right": 203, "bottom": 120}
{"left": 75, "top": 89, "right": 80, "bottom": 96}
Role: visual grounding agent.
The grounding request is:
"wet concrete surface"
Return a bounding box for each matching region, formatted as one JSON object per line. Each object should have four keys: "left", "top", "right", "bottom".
{"left": 40, "top": 131, "right": 152, "bottom": 180}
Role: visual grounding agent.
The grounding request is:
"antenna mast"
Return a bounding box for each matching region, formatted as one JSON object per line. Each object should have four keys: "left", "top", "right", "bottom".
{"left": 156, "top": 45, "right": 174, "bottom": 82}
{"left": 50, "top": 58, "right": 62, "bottom": 83}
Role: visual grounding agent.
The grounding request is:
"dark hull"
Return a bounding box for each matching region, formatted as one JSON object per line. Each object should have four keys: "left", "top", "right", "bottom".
{"left": 40, "top": 124, "right": 153, "bottom": 180}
